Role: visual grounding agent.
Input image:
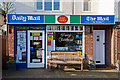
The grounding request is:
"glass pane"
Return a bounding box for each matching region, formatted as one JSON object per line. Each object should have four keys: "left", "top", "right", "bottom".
{"left": 57, "top": 26, "right": 60, "bottom": 30}
{"left": 54, "top": 0, "right": 60, "bottom": 10}
{"left": 71, "top": 26, "right": 74, "bottom": 30}
{"left": 16, "top": 31, "right": 26, "bottom": 63}
{"left": 37, "top": 0, "right": 43, "bottom": 10}
{"left": 47, "top": 26, "right": 51, "bottom": 30}
{"left": 52, "top": 26, "right": 56, "bottom": 30}
{"left": 54, "top": 32, "right": 83, "bottom": 53}
{"left": 79, "top": 26, "right": 83, "bottom": 30}
{"left": 60, "top": 26, "right": 65, "bottom": 30}
{"left": 44, "top": 0, "right": 52, "bottom": 11}
{"left": 30, "top": 32, "right": 43, "bottom": 63}
{"left": 84, "top": 1, "right": 88, "bottom": 11}
{"left": 66, "top": 26, "right": 69, "bottom": 30}
{"left": 75, "top": 26, "right": 79, "bottom": 30}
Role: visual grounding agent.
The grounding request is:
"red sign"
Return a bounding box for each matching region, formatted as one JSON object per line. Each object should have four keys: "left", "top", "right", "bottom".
{"left": 57, "top": 15, "right": 68, "bottom": 23}
{"left": 47, "top": 40, "right": 51, "bottom": 46}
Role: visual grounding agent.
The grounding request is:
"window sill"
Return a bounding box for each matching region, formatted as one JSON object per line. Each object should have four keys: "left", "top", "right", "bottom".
{"left": 82, "top": 11, "right": 92, "bottom": 13}
{"left": 34, "top": 10, "right": 63, "bottom": 13}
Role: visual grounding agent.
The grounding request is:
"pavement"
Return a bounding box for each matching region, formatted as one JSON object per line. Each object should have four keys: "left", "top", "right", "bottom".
{"left": 2, "top": 68, "right": 120, "bottom": 79}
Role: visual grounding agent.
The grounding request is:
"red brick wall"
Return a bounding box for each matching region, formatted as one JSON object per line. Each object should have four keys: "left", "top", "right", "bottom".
{"left": 85, "top": 26, "right": 115, "bottom": 67}
{"left": 8, "top": 25, "right": 14, "bottom": 58}
{"left": 85, "top": 26, "right": 93, "bottom": 59}
{"left": 114, "top": 28, "right": 120, "bottom": 65}
{"left": 2, "top": 34, "right": 7, "bottom": 69}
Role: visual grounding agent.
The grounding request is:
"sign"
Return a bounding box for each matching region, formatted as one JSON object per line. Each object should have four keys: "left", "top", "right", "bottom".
{"left": 59, "top": 33, "right": 74, "bottom": 42}
{"left": 47, "top": 32, "right": 53, "bottom": 40}
{"left": 57, "top": 15, "right": 68, "bottom": 23}
{"left": 56, "top": 15, "right": 70, "bottom": 24}
{"left": 81, "top": 15, "right": 115, "bottom": 24}
{"left": 32, "top": 33, "right": 40, "bottom": 36}
{"left": 7, "top": 14, "right": 115, "bottom": 24}
{"left": 47, "top": 40, "right": 51, "bottom": 46}
{"left": 7, "top": 14, "right": 44, "bottom": 24}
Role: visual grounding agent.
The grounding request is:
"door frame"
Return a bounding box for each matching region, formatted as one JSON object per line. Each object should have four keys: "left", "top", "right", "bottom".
{"left": 93, "top": 29, "right": 106, "bottom": 65}
{"left": 27, "top": 30, "right": 45, "bottom": 68}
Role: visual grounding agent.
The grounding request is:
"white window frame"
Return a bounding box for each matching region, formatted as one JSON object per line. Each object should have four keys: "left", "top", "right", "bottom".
{"left": 82, "top": 0, "right": 92, "bottom": 12}
{"left": 35, "top": 0, "right": 62, "bottom": 11}
{"left": 46, "top": 25, "right": 84, "bottom": 32}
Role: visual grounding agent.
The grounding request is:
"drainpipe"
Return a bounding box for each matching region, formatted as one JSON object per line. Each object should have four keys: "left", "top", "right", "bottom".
{"left": 72, "top": 0, "right": 74, "bottom": 15}
{"left": 6, "top": 24, "right": 9, "bottom": 59}
{"left": 116, "top": 30, "right": 120, "bottom": 62}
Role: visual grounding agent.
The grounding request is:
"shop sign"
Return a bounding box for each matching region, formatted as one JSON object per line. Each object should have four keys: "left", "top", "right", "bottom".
{"left": 81, "top": 15, "right": 115, "bottom": 24}
{"left": 7, "top": 14, "right": 44, "bottom": 24}
{"left": 56, "top": 15, "right": 70, "bottom": 24}
{"left": 32, "top": 33, "right": 40, "bottom": 36}
{"left": 59, "top": 33, "right": 74, "bottom": 42}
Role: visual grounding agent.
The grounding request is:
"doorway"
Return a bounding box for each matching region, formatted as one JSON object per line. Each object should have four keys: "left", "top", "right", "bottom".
{"left": 27, "top": 30, "right": 45, "bottom": 68}
{"left": 93, "top": 30, "right": 105, "bottom": 65}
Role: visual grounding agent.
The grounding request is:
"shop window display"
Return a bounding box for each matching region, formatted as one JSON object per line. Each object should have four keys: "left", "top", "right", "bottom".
{"left": 47, "top": 25, "right": 84, "bottom": 57}
{"left": 16, "top": 31, "right": 26, "bottom": 63}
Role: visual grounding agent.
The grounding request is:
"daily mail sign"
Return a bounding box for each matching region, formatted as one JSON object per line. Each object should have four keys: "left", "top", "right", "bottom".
{"left": 7, "top": 14, "right": 44, "bottom": 24}
{"left": 7, "top": 14, "right": 115, "bottom": 24}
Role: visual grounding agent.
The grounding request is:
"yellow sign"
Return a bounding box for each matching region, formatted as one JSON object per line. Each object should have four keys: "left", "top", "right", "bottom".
{"left": 32, "top": 33, "right": 40, "bottom": 36}
{"left": 47, "top": 32, "right": 53, "bottom": 40}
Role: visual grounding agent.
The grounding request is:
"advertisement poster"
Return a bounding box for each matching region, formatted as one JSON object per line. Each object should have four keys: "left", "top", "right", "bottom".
{"left": 47, "top": 32, "right": 53, "bottom": 40}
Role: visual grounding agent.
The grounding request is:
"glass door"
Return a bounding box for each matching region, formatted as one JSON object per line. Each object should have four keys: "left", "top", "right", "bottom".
{"left": 27, "top": 30, "right": 45, "bottom": 68}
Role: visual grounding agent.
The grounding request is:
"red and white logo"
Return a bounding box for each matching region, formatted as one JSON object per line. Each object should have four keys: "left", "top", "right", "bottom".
{"left": 57, "top": 15, "right": 68, "bottom": 23}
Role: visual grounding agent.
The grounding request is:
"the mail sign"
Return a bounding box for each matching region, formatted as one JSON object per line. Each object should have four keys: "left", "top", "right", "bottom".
{"left": 7, "top": 14, "right": 44, "bottom": 24}
{"left": 81, "top": 15, "right": 115, "bottom": 24}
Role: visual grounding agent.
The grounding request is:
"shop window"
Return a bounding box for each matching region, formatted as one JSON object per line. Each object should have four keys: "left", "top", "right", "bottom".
{"left": 60, "top": 26, "right": 65, "bottom": 30}
{"left": 47, "top": 32, "right": 83, "bottom": 56}
{"left": 83, "top": 0, "right": 91, "bottom": 11}
{"left": 16, "top": 30, "right": 26, "bottom": 63}
{"left": 37, "top": 0, "right": 60, "bottom": 11}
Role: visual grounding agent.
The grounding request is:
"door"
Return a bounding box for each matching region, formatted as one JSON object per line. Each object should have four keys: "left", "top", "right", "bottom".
{"left": 27, "top": 30, "right": 45, "bottom": 68}
{"left": 93, "top": 30, "right": 105, "bottom": 65}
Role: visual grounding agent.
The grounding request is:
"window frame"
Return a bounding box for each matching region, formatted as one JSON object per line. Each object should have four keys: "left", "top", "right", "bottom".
{"left": 35, "top": 0, "right": 61, "bottom": 11}
{"left": 82, "top": 0, "right": 92, "bottom": 12}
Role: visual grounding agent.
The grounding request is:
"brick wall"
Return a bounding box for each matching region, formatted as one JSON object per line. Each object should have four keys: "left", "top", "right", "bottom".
{"left": 85, "top": 26, "right": 93, "bottom": 59}
{"left": 114, "top": 28, "right": 120, "bottom": 65}
{"left": 8, "top": 25, "right": 14, "bottom": 58}
{"left": 85, "top": 26, "right": 115, "bottom": 67}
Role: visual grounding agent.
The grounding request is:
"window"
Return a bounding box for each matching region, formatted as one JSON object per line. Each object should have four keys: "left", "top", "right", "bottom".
{"left": 37, "top": 0, "right": 60, "bottom": 11}
{"left": 47, "top": 25, "right": 83, "bottom": 31}
{"left": 83, "top": 0, "right": 91, "bottom": 11}
{"left": 16, "top": 30, "right": 26, "bottom": 63}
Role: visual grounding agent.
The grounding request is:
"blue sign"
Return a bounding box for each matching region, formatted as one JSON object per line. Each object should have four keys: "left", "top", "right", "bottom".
{"left": 81, "top": 15, "right": 115, "bottom": 24}
{"left": 7, "top": 14, "right": 44, "bottom": 24}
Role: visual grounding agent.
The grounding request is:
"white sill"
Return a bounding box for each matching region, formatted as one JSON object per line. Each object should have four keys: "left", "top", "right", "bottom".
{"left": 82, "top": 11, "right": 92, "bottom": 13}
{"left": 34, "top": 10, "right": 63, "bottom": 13}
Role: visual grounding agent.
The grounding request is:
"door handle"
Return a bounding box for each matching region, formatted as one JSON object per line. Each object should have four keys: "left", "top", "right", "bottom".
{"left": 103, "top": 43, "right": 105, "bottom": 45}
{"left": 41, "top": 48, "right": 44, "bottom": 50}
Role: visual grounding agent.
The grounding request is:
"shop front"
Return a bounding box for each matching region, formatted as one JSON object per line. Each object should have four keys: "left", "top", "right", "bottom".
{"left": 7, "top": 14, "right": 115, "bottom": 69}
